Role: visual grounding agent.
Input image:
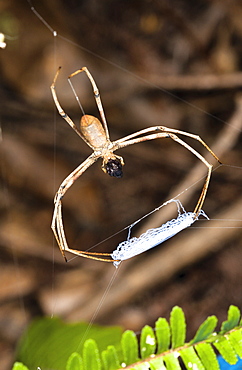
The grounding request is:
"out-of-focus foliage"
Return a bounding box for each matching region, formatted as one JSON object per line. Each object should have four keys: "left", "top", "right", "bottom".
{"left": 14, "top": 306, "right": 242, "bottom": 370}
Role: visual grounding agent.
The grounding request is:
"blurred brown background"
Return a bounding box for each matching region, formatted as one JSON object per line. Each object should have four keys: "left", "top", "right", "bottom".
{"left": 1, "top": 0, "right": 242, "bottom": 368}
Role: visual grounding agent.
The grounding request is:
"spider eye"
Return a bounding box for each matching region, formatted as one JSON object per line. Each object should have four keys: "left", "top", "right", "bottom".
{"left": 105, "top": 159, "right": 123, "bottom": 178}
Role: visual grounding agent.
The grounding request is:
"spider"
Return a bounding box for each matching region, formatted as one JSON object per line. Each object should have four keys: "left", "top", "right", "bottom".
{"left": 51, "top": 66, "right": 220, "bottom": 263}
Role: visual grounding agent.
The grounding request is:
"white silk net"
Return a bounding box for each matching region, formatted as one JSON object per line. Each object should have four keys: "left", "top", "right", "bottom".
{"left": 111, "top": 199, "right": 209, "bottom": 267}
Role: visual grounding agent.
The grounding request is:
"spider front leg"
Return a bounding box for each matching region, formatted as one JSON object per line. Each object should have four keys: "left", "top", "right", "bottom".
{"left": 68, "top": 67, "right": 110, "bottom": 141}
{"left": 51, "top": 67, "right": 93, "bottom": 147}
{"left": 113, "top": 129, "right": 220, "bottom": 216}
{"left": 168, "top": 133, "right": 213, "bottom": 216}
{"left": 52, "top": 154, "right": 98, "bottom": 261}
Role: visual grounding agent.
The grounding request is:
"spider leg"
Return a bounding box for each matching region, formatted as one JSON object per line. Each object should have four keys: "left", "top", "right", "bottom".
{"left": 68, "top": 67, "right": 110, "bottom": 141}
{"left": 113, "top": 131, "right": 217, "bottom": 216}
{"left": 59, "top": 249, "right": 118, "bottom": 263}
{"left": 52, "top": 153, "right": 99, "bottom": 261}
{"left": 159, "top": 126, "right": 221, "bottom": 163}
{"left": 113, "top": 125, "right": 220, "bottom": 163}
{"left": 51, "top": 67, "right": 91, "bottom": 146}
{"left": 168, "top": 133, "right": 213, "bottom": 216}
{"left": 54, "top": 201, "right": 119, "bottom": 262}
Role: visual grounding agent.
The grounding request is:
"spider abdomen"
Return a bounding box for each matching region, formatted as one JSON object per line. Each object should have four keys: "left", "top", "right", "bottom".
{"left": 80, "top": 114, "right": 107, "bottom": 148}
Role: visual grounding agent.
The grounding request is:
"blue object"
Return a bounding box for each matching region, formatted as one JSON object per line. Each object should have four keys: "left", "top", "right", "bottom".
{"left": 218, "top": 356, "right": 242, "bottom": 369}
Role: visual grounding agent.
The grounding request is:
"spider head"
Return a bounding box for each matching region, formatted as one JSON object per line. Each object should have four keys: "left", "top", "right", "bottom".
{"left": 103, "top": 157, "right": 123, "bottom": 178}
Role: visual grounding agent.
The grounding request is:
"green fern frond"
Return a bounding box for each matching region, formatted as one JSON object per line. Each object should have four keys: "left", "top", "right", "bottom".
{"left": 12, "top": 363, "right": 29, "bottom": 370}
{"left": 155, "top": 317, "right": 170, "bottom": 353}
{"left": 13, "top": 305, "right": 242, "bottom": 370}
{"left": 83, "top": 339, "right": 102, "bottom": 370}
{"left": 195, "top": 342, "right": 219, "bottom": 370}
{"left": 66, "top": 352, "right": 83, "bottom": 370}
{"left": 102, "top": 345, "right": 120, "bottom": 370}
{"left": 121, "top": 330, "right": 139, "bottom": 365}
{"left": 190, "top": 315, "right": 218, "bottom": 344}
{"left": 140, "top": 325, "right": 156, "bottom": 359}
{"left": 170, "top": 306, "right": 186, "bottom": 349}
{"left": 221, "top": 305, "right": 241, "bottom": 333}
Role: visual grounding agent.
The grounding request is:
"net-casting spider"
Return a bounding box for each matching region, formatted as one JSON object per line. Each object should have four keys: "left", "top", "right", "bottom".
{"left": 51, "top": 66, "right": 220, "bottom": 263}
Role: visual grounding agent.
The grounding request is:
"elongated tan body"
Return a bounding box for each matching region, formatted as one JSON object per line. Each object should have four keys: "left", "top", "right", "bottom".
{"left": 80, "top": 115, "right": 107, "bottom": 149}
